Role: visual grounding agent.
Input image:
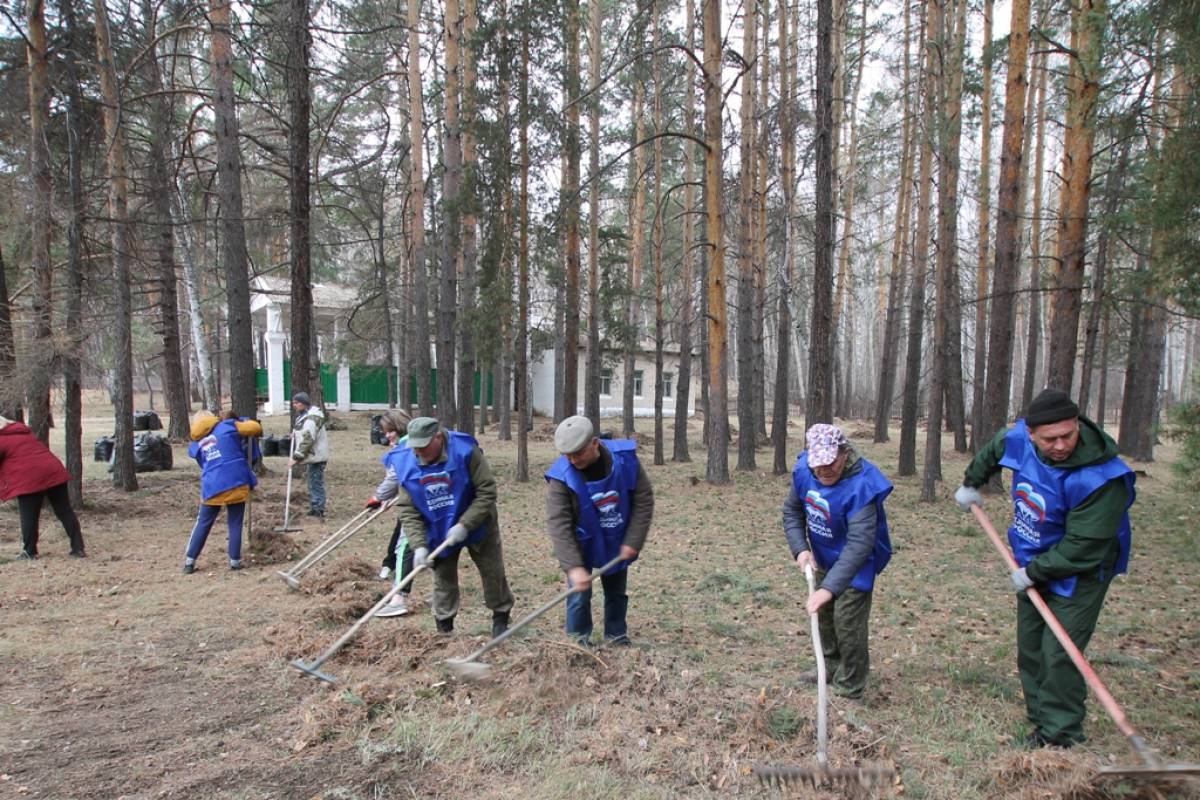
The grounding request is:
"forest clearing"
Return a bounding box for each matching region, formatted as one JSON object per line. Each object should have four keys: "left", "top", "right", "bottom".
{"left": 1, "top": 406, "right": 1197, "bottom": 799}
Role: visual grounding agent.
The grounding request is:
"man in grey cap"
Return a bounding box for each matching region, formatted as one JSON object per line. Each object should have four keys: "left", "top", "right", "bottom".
{"left": 289, "top": 392, "right": 329, "bottom": 518}
{"left": 545, "top": 415, "right": 653, "bottom": 646}
{"left": 388, "top": 417, "right": 514, "bottom": 636}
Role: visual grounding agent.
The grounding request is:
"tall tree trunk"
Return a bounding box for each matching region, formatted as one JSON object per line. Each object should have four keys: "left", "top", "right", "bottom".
{"left": 584, "top": 0, "right": 602, "bottom": 432}
{"left": 516, "top": 10, "right": 531, "bottom": 480}
{"left": 771, "top": 0, "right": 796, "bottom": 474}
{"left": 1020, "top": 38, "right": 1048, "bottom": 412}
{"left": 457, "top": 0, "right": 479, "bottom": 433}
{"left": 807, "top": 0, "right": 836, "bottom": 430}
{"left": 651, "top": 0, "right": 666, "bottom": 465}
{"left": 874, "top": 0, "right": 914, "bottom": 444}
{"left": 94, "top": 0, "right": 138, "bottom": 490}
{"left": 497, "top": 0, "right": 514, "bottom": 440}
{"left": 980, "top": 0, "right": 1031, "bottom": 441}
{"left": 438, "top": 0, "right": 463, "bottom": 427}
{"left": 754, "top": 0, "right": 770, "bottom": 441}
{"left": 0, "top": 244, "right": 20, "bottom": 422}
{"left": 624, "top": 84, "right": 645, "bottom": 437}
{"left": 144, "top": 0, "right": 190, "bottom": 440}
{"left": 736, "top": 0, "right": 758, "bottom": 470}
{"left": 562, "top": 0, "right": 582, "bottom": 419}
{"left": 1046, "top": 0, "right": 1108, "bottom": 393}
{"left": 408, "top": 0, "right": 433, "bottom": 416}
{"left": 60, "top": 0, "right": 86, "bottom": 502}
{"left": 674, "top": 0, "right": 697, "bottom": 464}
{"left": 26, "top": 0, "right": 53, "bottom": 443}
{"left": 703, "top": 0, "right": 730, "bottom": 484}
{"left": 287, "top": 0, "right": 316, "bottom": 408}
{"left": 899, "top": 0, "right": 933, "bottom": 476}
{"left": 970, "top": 0, "right": 995, "bottom": 451}
{"left": 173, "top": 158, "right": 218, "bottom": 413}
{"left": 210, "top": 0, "right": 256, "bottom": 415}
{"left": 941, "top": 0, "right": 969, "bottom": 455}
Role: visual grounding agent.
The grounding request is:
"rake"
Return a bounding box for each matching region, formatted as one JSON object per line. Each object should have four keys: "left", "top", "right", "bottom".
{"left": 276, "top": 500, "right": 395, "bottom": 590}
{"left": 275, "top": 434, "right": 302, "bottom": 532}
{"left": 753, "top": 562, "right": 896, "bottom": 793}
{"left": 445, "top": 553, "right": 625, "bottom": 681}
{"left": 290, "top": 534, "right": 457, "bottom": 683}
{"left": 969, "top": 504, "right": 1200, "bottom": 784}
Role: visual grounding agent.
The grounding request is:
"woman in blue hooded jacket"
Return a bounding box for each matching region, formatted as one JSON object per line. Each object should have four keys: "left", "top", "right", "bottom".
{"left": 183, "top": 410, "right": 262, "bottom": 573}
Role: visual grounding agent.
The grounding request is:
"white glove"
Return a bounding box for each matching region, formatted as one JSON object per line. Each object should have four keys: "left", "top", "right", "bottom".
{"left": 446, "top": 523, "right": 469, "bottom": 545}
{"left": 1011, "top": 567, "right": 1034, "bottom": 592}
{"left": 954, "top": 485, "right": 983, "bottom": 512}
{"left": 413, "top": 547, "right": 430, "bottom": 569}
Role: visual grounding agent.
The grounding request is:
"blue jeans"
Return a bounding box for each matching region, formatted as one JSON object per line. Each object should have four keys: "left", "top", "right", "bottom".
{"left": 306, "top": 462, "right": 326, "bottom": 514}
{"left": 186, "top": 502, "right": 245, "bottom": 562}
{"left": 565, "top": 568, "right": 629, "bottom": 642}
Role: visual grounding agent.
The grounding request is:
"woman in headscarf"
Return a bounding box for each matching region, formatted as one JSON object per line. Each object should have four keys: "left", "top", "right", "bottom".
{"left": 0, "top": 415, "right": 85, "bottom": 559}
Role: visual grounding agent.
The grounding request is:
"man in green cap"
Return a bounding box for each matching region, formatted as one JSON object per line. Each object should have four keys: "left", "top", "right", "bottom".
{"left": 388, "top": 416, "right": 514, "bottom": 636}
{"left": 955, "top": 387, "right": 1135, "bottom": 748}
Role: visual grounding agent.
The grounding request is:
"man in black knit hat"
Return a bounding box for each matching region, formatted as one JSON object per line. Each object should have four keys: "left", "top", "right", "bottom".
{"left": 954, "top": 388, "right": 1135, "bottom": 749}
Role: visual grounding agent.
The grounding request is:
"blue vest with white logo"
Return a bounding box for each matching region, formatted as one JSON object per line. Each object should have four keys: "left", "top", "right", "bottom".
{"left": 999, "top": 419, "right": 1135, "bottom": 597}
{"left": 189, "top": 419, "right": 257, "bottom": 501}
{"left": 545, "top": 440, "right": 640, "bottom": 575}
{"left": 791, "top": 453, "right": 893, "bottom": 592}
{"left": 388, "top": 431, "right": 486, "bottom": 554}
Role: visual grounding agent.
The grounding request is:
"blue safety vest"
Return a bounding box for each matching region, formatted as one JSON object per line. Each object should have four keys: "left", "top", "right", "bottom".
{"left": 791, "top": 453, "right": 893, "bottom": 592}
{"left": 545, "top": 440, "right": 641, "bottom": 575}
{"left": 189, "top": 418, "right": 257, "bottom": 501}
{"left": 999, "top": 419, "right": 1134, "bottom": 597}
{"left": 388, "top": 431, "right": 486, "bottom": 554}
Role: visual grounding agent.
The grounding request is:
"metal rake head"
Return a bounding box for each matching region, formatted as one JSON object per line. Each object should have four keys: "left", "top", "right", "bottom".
{"left": 444, "top": 658, "right": 493, "bottom": 681}
{"left": 753, "top": 764, "right": 895, "bottom": 795}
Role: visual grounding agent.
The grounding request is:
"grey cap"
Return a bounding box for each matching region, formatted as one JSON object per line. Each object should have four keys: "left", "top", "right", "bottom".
{"left": 406, "top": 417, "right": 440, "bottom": 448}
{"left": 291, "top": 392, "right": 312, "bottom": 407}
{"left": 555, "top": 415, "right": 594, "bottom": 454}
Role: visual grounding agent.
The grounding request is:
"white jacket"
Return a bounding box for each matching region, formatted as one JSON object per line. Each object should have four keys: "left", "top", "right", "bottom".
{"left": 291, "top": 406, "right": 330, "bottom": 464}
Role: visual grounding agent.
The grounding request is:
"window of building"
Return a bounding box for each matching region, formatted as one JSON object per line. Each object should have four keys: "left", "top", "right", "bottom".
{"left": 663, "top": 372, "right": 674, "bottom": 399}
{"left": 600, "top": 368, "right": 613, "bottom": 397}
{"left": 634, "top": 369, "right": 644, "bottom": 398}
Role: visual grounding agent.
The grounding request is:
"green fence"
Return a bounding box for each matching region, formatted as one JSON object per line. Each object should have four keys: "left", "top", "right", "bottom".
{"left": 255, "top": 361, "right": 338, "bottom": 404}
{"left": 257, "top": 364, "right": 493, "bottom": 407}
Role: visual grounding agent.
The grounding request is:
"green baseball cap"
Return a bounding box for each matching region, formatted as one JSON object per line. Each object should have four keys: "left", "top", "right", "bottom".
{"left": 406, "top": 417, "right": 440, "bottom": 448}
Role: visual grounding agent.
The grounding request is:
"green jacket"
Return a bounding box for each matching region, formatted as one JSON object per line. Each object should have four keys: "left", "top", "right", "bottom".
{"left": 963, "top": 416, "right": 1130, "bottom": 583}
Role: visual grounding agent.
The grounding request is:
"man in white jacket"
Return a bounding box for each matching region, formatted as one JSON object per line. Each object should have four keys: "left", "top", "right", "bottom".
{"left": 289, "top": 392, "right": 330, "bottom": 519}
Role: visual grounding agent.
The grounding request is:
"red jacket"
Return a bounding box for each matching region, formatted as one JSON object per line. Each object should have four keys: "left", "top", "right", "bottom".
{"left": 0, "top": 421, "right": 72, "bottom": 500}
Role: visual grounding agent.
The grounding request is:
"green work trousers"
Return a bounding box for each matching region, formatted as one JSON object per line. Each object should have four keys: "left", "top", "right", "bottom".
{"left": 1016, "top": 573, "right": 1111, "bottom": 744}
{"left": 430, "top": 529, "right": 515, "bottom": 623}
{"left": 815, "top": 569, "right": 874, "bottom": 698}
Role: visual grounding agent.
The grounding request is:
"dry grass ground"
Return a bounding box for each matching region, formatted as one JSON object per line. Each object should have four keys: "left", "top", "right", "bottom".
{"left": 0, "top": 400, "right": 1197, "bottom": 799}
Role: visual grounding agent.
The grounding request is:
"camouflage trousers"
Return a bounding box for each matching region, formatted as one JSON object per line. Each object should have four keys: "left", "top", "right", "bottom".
{"left": 814, "top": 569, "right": 874, "bottom": 699}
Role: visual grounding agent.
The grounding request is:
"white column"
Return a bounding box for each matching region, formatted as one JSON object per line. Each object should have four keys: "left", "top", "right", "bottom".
{"left": 265, "top": 331, "right": 287, "bottom": 415}
{"left": 337, "top": 364, "right": 351, "bottom": 412}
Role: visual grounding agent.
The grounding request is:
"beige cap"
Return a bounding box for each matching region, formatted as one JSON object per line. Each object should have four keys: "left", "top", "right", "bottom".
{"left": 554, "top": 415, "right": 594, "bottom": 454}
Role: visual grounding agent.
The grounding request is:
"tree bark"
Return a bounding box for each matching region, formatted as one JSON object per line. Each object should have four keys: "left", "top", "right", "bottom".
{"left": 703, "top": 0, "right": 730, "bottom": 484}
{"left": 438, "top": 0, "right": 463, "bottom": 427}
{"left": 210, "top": 0, "right": 257, "bottom": 415}
{"left": 562, "top": 0, "right": 582, "bottom": 419}
{"left": 970, "top": 0, "right": 995, "bottom": 451}
{"left": 651, "top": 0, "right": 666, "bottom": 466}
{"left": 807, "top": 0, "right": 836, "bottom": 431}
{"left": 408, "top": 0, "right": 433, "bottom": 416}
{"left": 516, "top": 10, "right": 531, "bottom": 480}
{"left": 584, "top": 0, "right": 603, "bottom": 432}
{"left": 94, "top": 0, "right": 138, "bottom": 490}
{"left": 0, "top": 244, "right": 20, "bottom": 422}
{"left": 26, "top": 0, "right": 53, "bottom": 443}
{"left": 457, "top": 0, "right": 479, "bottom": 433}
{"left": 1020, "top": 37, "right": 1048, "bottom": 412}
{"left": 1046, "top": 0, "right": 1108, "bottom": 394}
{"left": 736, "top": 0, "right": 758, "bottom": 470}
{"left": 771, "top": 0, "right": 796, "bottom": 474}
{"left": 674, "top": 0, "right": 697, "bottom": 464}
{"left": 286, "top": 0, "right": 317, "bottom": 409}
{"left": 624, "top": 84, "right": 645, "bottom": 437}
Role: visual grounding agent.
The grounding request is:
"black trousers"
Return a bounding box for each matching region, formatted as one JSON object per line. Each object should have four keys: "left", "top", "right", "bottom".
{"left": 18, "top": 481, "right": 85, "bottom": 556}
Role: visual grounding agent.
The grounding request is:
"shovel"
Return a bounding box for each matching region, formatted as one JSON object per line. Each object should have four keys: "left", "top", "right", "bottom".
{"left": 276, "top": 434, "right": 302, "bottom": 533}
{"left": 290, "top": 535, "right": 458, "bottom": 683}
{"left": 753, "top": 563, "right": 895, "bottom": 791}
{"left": 969, "top": 503, "right": 1200, "bottom": 782}
{"left": 276, "top": 500, "right": 395, "bottom": 590}
{"left": 445, "top": 553, "right": 626, "bottom": 681}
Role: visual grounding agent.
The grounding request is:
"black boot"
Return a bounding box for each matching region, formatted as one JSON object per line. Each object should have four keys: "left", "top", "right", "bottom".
{"left": 491, "top": 611, "right": 510, "bottom": 638}
{"left": 436, "top": 616, "right": 455, "bottom": 634}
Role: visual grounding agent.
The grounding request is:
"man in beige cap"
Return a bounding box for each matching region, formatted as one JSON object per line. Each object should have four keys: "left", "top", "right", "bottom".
{"left": 388, "top": 416, "right": 514, "bottom": 636}
{"left": 545, "top": 416, "right": 653, "bottom": 645}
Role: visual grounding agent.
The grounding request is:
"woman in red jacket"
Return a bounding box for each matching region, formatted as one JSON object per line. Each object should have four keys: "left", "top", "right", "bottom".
{"left": 0, "top": 416, "right": 86, "bottom": 559}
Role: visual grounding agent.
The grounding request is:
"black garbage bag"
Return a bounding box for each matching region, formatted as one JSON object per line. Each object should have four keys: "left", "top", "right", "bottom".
{"left": 133, "top": 410, "right": 163, "bottom": 431}
{"left": 261, "top": 435, "right": 280, "bottom": 457}
{"left": 133, "top": 432, "right": 172, "bottom": 472}
{"left": 94, "top": 436, "right": 115, "bottom": 463}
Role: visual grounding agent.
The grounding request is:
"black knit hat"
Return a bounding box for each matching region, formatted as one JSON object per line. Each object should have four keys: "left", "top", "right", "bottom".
{"left": 1025, "top": 388, "right": 1079, "bottom": 427}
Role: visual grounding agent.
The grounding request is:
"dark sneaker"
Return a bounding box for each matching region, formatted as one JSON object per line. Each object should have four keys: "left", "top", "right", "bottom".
{"left": 229, "top": 560, "right": 243, "bottom": 570}
{"left": 491, "top": 612, "right": 510, "bottom": 638}
{"left": 18, "top": 551, "right": 38, "bottom": 561}
{"left": 307, "top": 510, "right": 325, "bottom": 519}
{"left": 436, "top": 616, "right": 455, "bottom": 634}
{"left": 1024, "top": 729, "right": 1051, "bottom": 749}
{"left": 182, "top": 563, "right": 196, "bottom": 574}
{"left": 605, "top": 634, "right": 632, "bottom": 647}
{"left": 69, "top": 549, "right": 87, "bottom": 558}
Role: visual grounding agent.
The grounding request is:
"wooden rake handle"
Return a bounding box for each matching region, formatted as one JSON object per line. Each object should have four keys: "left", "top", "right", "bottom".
{"left": 969, "top": 503, "right": 1159, "bottom": 766}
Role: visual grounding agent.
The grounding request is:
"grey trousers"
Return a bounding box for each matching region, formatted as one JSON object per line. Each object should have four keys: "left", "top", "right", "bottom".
{"left": 430, "top": 529, "right": 515, "bottom": 622}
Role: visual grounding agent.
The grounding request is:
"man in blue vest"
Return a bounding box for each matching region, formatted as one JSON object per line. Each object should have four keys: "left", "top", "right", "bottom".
{"left": 391, "top": 417, "right": 514, "bottom": 636}
{"left": 546, "top": 416, "right": 653, "bottom": 646}
{"left": 955, "top": 388, "right": 1135, "bottom": 748}
{"left": 783, "top": 424, "right": 893, "bottom": 699}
